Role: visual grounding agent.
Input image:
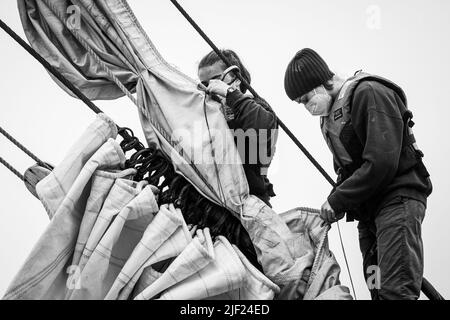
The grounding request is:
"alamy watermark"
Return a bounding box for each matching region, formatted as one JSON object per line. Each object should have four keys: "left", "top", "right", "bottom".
{"left": 66, "top": 5, "right": 81, "bottom": 30}
{"left": 66, "top": 265, "right": 81, "bottom": 290}
{"left": 169, "top": 120, "right": 279, "bottom": 170}
{"left": 366, "top": 265, "right": 381, "bottom": 290}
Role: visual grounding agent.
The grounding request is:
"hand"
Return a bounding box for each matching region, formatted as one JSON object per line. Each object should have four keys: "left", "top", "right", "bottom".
{"left": 206, "top": 79, "right": 230, "bottom": 97}
{"left": 320, "top": 200, "right": 344, "bottom": 227}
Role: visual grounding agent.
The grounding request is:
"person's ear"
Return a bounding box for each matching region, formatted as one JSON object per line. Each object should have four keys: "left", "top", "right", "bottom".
{"left": 325, "top": 80, "right": 334, "bottom": 94}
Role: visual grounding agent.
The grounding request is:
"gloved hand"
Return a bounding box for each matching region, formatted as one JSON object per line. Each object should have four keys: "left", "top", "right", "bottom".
{"left": 320, "top": 200, "right": 345, "bottom": 227}
{"left": 206, "top": 79, "right": 230, "bottom": 97}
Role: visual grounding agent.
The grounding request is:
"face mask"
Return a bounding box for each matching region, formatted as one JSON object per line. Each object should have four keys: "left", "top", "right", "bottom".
{"left": 305, "top": 92, "right": 332, "bottom": 116}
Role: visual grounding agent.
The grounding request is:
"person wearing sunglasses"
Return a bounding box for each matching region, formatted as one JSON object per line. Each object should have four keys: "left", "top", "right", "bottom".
{"left": 283, "top": 48, "right": 432, "bottom": 300}
{"left": 198, "top": 49, "right": 278, "bottom": 207}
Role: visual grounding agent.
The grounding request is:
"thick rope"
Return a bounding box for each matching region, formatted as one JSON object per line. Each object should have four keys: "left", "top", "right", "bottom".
{"left": 298, "top": 207, "right": 356, "bottom": 298}
{"left": 0, "top": 19, "right": 104, "bottom": 117}
{"left": 0, "top": 124, "right": 50, "bottom": 188}
{"left": 0, "top": 126, "right": 51, "bottom": 170}
{"left": 0, "top": 156, "right": 24, "bottom": 181}
{"left": 307, "top": 225, "right": 330, "bottom": 289}
{"left": 335, "top": 221, "right": 357, "bottom": 298}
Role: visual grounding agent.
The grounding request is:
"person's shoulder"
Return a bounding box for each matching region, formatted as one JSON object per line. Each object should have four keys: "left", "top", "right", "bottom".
{"left": 354, "top": 79, "right": 393, "bottom": 98}
{"left": 351, "top": 78, "right": 404, "bottom": 119}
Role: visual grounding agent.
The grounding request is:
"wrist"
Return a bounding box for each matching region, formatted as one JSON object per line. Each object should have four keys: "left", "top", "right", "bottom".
{"left": 225, "top": 87, "right": 241, "bottom": 108}
{"left": 226, "top": 86, "right": 237, "bottom": 97}
{"left": 327, "top": 192, "right": 344, "bottom": 214}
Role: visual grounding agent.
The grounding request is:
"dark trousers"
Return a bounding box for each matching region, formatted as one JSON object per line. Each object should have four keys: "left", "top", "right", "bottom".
{"left": 357, "top": 196, "right": 426, "bottom": 300}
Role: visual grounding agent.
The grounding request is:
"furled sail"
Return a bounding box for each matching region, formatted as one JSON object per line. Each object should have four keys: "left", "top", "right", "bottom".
{"left": 18, "top": 0, "right": 248, "bottom": 216}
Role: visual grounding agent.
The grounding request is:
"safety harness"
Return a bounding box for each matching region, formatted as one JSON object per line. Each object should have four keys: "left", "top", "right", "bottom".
{"left": 321, "top": 71, "right": 430, "bottom": 183}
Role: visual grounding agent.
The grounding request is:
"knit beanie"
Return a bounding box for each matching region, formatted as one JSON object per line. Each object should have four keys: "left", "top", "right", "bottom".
{"left": 284, "top": 48, "right": 335, "bottom": 100}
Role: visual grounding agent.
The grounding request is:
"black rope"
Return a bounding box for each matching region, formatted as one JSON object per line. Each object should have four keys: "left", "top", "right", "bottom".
{"left": 422, "top": 277, "right": 445, "bottom": 300}
{"left": 0, "top": 156, "right": 24, "bottom": 181}
{"left": 0, "top": 18, "right": 147, "bottom": 186}
{"left": 0, "top": 125, "right": 51, "bottom": 170}
{"left": 0, "top": 19, "right": 104, "bottom": 116}
{"left": 0, "top": 18, "right": 137, "bottom": 146}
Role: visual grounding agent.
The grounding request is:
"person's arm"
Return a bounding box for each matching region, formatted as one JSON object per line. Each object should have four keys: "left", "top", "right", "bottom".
{"left": 226, "top": 89, "right": 277, "bottom": 131}
{"left": 327, "top": 81, "right": 405, "bottom": 214}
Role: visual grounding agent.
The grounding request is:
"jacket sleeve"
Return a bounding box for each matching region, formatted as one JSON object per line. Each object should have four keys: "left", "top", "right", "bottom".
{"left": 327, "top": 81, "right": 405, "bottom": 214}
{"left": 226, "top": 90, "right": 277, "bottom": 131}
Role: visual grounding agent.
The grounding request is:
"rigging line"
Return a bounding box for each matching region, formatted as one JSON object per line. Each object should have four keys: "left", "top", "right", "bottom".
{"left": 0, "top": 18, "right": 139, "bottom": 158}
{"left": 168, "top": 0, "right": 356, "bottom": 298}
{"left": 1, "top": 14, "right": 147, "bottom": 155}
{"left": 0, "top": 17, "right": 140, "bottom": 152}
{"left": 203, "top": 102, "right": 227, "bottom": 208}
{"left": 296, "top": 207, "right": 357, "bottom": 299}
{"left": 336, "top": 221, "right": 357, "bottom": 299}
{"left": 0, "top": 125, "right": 51, "bottom": 170}
{"left": 307, "top": 225, "right": 330, "bottom": 289}
{"left": 0, "top": 156, "right": 24, "bottom": 181}
{"left": 0, "top": 19, "right": 104, "bottom": 117}
{"left": 1, "top": 17, "right": 135, "bottom": 152}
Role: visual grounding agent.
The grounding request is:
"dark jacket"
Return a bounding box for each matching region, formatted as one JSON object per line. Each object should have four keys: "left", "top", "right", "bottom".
{"left": 225, "top": 89, "right": 278, "bottom": 206}
{"left": 327, "top": 80, "right": 432, "bottom": 221}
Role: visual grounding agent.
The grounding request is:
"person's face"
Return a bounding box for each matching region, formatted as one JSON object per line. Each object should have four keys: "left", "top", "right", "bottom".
{"left": 198, "top": 61, "right": 238, "bottom": 88}
{"left": 295, "top": 85, "right": 332, "bottom": 116}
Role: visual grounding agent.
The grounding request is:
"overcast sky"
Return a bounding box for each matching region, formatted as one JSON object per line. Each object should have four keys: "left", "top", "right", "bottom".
{"left": 1, "top": 0, "right": 449, "bottom": 299}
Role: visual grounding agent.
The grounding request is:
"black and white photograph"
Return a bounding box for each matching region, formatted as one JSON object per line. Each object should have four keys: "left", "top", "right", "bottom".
{"left": 0, "top": 0, "right": 448, "bottom": 306}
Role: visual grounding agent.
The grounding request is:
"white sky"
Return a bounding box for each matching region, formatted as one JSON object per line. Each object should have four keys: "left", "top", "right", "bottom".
{"left": 1, "top": 0, "right": 449, "bottom": 300}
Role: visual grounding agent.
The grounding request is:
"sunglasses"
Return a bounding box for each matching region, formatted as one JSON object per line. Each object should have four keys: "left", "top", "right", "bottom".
{"left": 200, "top": 65, "right": 241, "bottom": 87}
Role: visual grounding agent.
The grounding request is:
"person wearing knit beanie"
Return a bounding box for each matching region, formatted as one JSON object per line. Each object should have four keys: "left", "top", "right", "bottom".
{"left": 284, "top": 48, "right": 345, "bottom": 117}
{"left": 283, "top": 48, "right": 433, "bottom": 300}
{"left": 284, "top": 48, "right": 335, "bottom": 101}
